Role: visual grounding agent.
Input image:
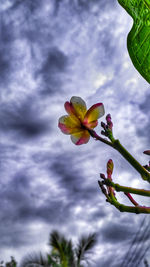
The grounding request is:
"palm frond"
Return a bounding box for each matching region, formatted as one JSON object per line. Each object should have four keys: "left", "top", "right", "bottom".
{"left": 47, "top": 254, "right": 60, "bottom": 267}
{"left": 49, "top": 230, "right": 76, "bottom": 266}
{"left": 66, "top": 240, "right": 76, "bottom": 267}
{"left": 20, "top": 231, "right": 97, "bottom": 267}
{"left": 20, "top": 252, "right": 50, "bottom": 267}
{"left": 75, "top": 233, "right": 97, "bottom": 266}
{"left": 49, "top": 231, "right": 61, "bottom": 252}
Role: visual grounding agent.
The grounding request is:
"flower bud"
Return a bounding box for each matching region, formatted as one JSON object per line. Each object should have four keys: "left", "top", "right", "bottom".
{"left": 107, "top": 159, "right": 114, "bottom": 176}
{"left": 143, "top": 150, "right": 150, "bottom": 155}
{"left": 100, "top": 173, "right": 106, "bottom": 179}
{"left": 106, "top": 114, "right": 113, "bottom": 130}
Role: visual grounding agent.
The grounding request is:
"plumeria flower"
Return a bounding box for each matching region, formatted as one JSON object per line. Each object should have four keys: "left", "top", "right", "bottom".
{"left": 58, "top": 96, "right": 105, "bottom": 145}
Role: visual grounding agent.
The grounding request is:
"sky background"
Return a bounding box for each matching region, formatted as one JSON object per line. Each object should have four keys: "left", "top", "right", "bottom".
{"left": 0, "top": 0, "right": 150, "bottom": 266}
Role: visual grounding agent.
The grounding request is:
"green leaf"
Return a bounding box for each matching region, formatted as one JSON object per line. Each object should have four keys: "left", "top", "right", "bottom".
{"left": 118, "top": 0, "right": 150, "bottom": 83}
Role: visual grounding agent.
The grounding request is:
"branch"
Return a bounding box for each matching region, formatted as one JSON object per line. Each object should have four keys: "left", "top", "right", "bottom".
{"left": 124, "top": 192, "right": 139, "bottom": 206}
{"left": 88, "top": 129, "right": 114, "bottom": 147}
{"left": 98, "top": 181, "right": 150, "bottom": 214}
{"left": 113, "top": 139, "right": 150, "bottom": 182}
{"left": 89, "top": 115, "right": 150, "bottom": 183}
{"left": 101, "top": 179, "right": 150, "bottom": 197}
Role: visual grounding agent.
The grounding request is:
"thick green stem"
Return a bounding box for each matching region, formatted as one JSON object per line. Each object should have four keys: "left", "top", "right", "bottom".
{"left": 113, "top": 139, "right": 150, "bottom": 182}
{"left": 98, "top": 181, "right": 150, "bottom": 214}
{"left": 104, "top": 180, "right": 150, "bottom": 197}
{"left": 89, "top": 130, "right": 150, "bottom": 182}
{"left": 108, "top": 197, "right": 150, "bottom": 214}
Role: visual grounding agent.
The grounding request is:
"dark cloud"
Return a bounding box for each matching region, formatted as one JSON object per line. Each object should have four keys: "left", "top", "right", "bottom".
{"left": 0, "top": 168, "right": 70, "bottom": 229}
{"left": 101, "top": 221, "right": 135, "bottom": 243}
{"left": 0, "top": 15, "right": 13, "bottom": 85}
{"left": 0, "top": 48, "right": 10, "bottom": 85}
{"left": 44, "top": 49, "right": 68, "bottom": 73}
{"left": 0, "top": 0, "right": 49, "bottom": 89}
{"left": 139, "top": 94, "right": 150, "bottom": 112}
{"left": 0, "top": 17, "right": 15, "bottom": 43}
{"left": 0, "top": 225, "right": 33, "bottom": 248}
{"left": 95, "top": 31, "right": 118, "bottom": 67}
{"left": 8, "top": 0, "right": 43, "bottom": 15}
{"left": 95, "top": 252, "right": 123, "bottom": 267}
{"left": 37, "top": 48, "right": 68, "bottom": 94}
{"left": 67, "top": 0, "right": 117, "bottom": 14}
{"left": 136, "top": 93, "right": 150, "bottom": 143}
{"left": 0, "top": 99, "right": 50, "bottom": 139}
{"left": 51, "top": 152, "right": 100, "bottom": 203}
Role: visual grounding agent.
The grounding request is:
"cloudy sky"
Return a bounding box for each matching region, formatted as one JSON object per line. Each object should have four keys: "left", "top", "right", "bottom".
{"left": 0, "top": 0, "right": 150, "bottom": 266}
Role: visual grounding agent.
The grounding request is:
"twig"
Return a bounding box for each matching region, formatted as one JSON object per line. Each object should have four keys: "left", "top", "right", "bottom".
{"left": 101, "top": 179, "right": 150, "bottom": 197}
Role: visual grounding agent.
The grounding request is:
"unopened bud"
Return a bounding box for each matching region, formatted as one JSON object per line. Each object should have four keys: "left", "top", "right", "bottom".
{"left": 107, "top": 159, "right": 114, "bottom": 176}
{"left": 100, "top": 173, "right": 106, "bottom": 179}
{"left": 106, "top": 114, "right": 111, "bottom": 121}
{"left": 101, "top": 130, "right": 108, "bottom": 136}
{"left": 143, "top": 150, "right": 150, "bottom": 155}
{"left": 106, "top": 114, "right": 113, "bottom": 130}
{"left": 101, "top": 122, "right": 106, "bottom": 129}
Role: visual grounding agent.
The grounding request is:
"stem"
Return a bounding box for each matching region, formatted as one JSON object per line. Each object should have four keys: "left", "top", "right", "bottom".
{"left": 103, "top": 180, "right": 150, "bottom": 197}
{"left": 113, "top": 139, "right": 150, "bottom": 182}
{"left": 124, "top": 192, "right": 139, "bottom": 206}
{"left": 89, "top": 130, "right": 150, "bottom": 182}
{"left": 98, "top": 181, "right": 150, "bottom": 214}
{"left": 108, "top": 197, "right": 150, "bottom": 214}
{"left": 88, "top": 129, "right": 114, "bottom": 147}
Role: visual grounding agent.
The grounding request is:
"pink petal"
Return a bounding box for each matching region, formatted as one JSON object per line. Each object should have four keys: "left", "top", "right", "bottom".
{"left": 58, "top": 115, "right": 81, "bottom": 135}
{"left": 64, "top": 101, "right": 75, "bottom": 115}
{"left": 71, "top": 130, "right": 90, "bottom": 145}
{"left": 84, "top": 103, "right": 105, "bottom": 124}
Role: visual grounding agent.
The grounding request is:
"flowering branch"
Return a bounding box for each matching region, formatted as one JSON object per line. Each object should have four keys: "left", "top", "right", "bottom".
{"left": 98, "top": 181, "right": 150, "bottom": 214}
{"left": 87, "top": 129, "right": 113, "bottom": 147}
{"left": 58, "top": 96, "right": 150, "bottom": 214}
{"left": 98, "top": 159, "right": 150, "bottom": 214}
{"left": 89, "top": 114, "right": 150, "bottom": 183}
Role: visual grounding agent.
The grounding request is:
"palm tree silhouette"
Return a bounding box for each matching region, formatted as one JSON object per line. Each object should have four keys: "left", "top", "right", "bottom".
{"left": 20, "top": 230, "right": 97, "bottom": 267}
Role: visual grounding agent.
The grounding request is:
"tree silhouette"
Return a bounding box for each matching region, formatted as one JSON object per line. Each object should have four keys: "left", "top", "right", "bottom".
{"left": 20, "top": 230, "right": 97, "bottom": 267}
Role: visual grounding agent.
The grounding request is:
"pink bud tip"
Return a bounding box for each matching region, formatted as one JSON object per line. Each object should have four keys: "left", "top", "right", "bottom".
{"left": 106, "top": 114, "right": 111, "bottom": 121}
